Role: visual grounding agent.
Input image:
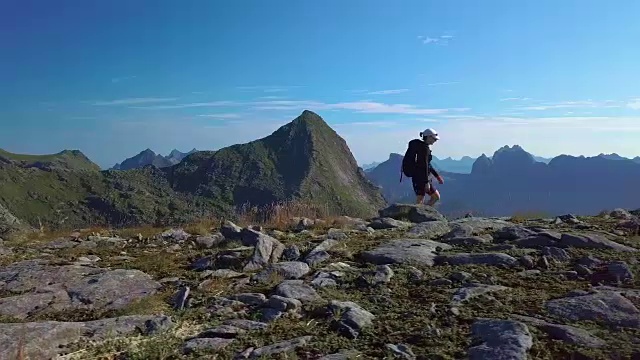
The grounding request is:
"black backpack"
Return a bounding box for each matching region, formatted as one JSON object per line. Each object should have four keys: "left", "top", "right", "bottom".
{"left": 400, "top": 140, "right": 419, "bottom": 181}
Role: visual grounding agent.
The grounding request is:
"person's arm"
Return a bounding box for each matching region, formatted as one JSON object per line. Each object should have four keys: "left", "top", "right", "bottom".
{"left": 430, "top": 165, "right": 444, "bottom": 184}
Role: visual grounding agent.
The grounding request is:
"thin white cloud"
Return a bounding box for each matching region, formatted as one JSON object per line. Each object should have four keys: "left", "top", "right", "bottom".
{"left": 334, "top": 121, "right": 398, "bottom": 128}
{"left": 251, "top": 100, "right": 464, "bottom": 115}
{"left": 130, "top": 101, "right": 237, "bottom": 109}
{"left": 367, "top": 89, "right": 410, "bottom": 95}
{"left": 426, "top": 81, "right": 459, "bottom": 86}
{"left": 500, "top": 97, "right": 532, "bottom": 102}
{"left": 92, "top": 97, "right": 178, "bottom": 106}
{"left": 197, "top": 113, "right": 242, "bottom": 119}
{"left": 236, "top": 85, "right": 303, "bottom": 93}
{"left": 417, "top": 34, "right": 454, "bottom": 45}
{"left": 628, "top": 99, "right": 640, "bottom": 110}
{"left": 111, "top": 75, "right": 137, "bottom": 83}
{"left": 517, "top": 100, "right": 623, "bottom": 111}
{"left": 258, "top": 96, "right": 287, "bottom": 100}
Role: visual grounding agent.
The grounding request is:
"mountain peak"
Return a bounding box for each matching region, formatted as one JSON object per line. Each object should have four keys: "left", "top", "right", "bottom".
{"left": 492, "top": 145, "right": 535, "bottom": 166}
{"left": 171, "top": 111, "right": 385, "bottom": 217}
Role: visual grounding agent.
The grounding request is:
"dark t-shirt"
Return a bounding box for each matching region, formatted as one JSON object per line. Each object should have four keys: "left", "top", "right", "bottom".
{"left": 408, "top": 139, "right": 440, "bottom": 180}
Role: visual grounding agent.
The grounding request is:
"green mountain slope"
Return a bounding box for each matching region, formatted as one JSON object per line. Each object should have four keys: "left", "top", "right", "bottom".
{"left": 167, "top": 110, "right": 386, "bottom": 217}
{"left": 0, "top": 111, "right": 386, "bottom": 231}
{"left": 0, "top": 148, "right": 101, "bottom": 172}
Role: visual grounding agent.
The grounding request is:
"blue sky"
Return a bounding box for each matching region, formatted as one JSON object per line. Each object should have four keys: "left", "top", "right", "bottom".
{"left": 2, "top": 0, "right": 640, "bottom": 168}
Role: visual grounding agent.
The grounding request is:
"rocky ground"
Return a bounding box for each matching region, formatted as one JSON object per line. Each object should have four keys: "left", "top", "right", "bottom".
{"left": 1, "top": 205, "right": 640, "bottom": 359}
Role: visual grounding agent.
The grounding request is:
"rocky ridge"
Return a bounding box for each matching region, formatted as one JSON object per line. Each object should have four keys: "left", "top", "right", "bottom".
{"left": 1, "top": 205, "right": 640, "bottom": 358}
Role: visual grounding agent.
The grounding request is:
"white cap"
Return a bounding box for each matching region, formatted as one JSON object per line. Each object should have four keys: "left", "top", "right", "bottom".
{"left": 420, "top": 128, "right": 439, "bottom": 140}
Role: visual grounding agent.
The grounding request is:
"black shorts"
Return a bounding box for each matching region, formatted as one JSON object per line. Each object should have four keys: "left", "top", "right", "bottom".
{"left": 412, "top": 175, "right": 436, "bottom": 196}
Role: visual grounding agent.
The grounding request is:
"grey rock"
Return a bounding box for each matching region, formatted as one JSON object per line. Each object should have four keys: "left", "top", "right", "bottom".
{"left": 489, "top": 244, "right": 516, "bottom": 251}
{"left": 0, "top": 203, "right": 27, "bottom": 236}
{"left": 305, "top": 238, "right": 339, "bottom": 265}
{"left": 173, "top": 286, "right": 190, "bottom": 310}
{"left": 574, "top": 264, "right": 592, "bottom": 276}
{"left": 327, "top": 228, "right": 348, "bottom": 240}
{"left": 223, "top": 319, "right": 268, "bottom": 331}
{"left": 281, "top": 245, "right": 301, "bottom": 261}
{"left": 248, "top": 336, "right": 313, "bottom": 358}
{"left": 195, "top": 233, "right": 226, "bottom": 248}
{"left": 253, "top": 261, "right": 311, "bottom": 283}
{"left": 210, "top": 269, "right": 245, "bottom": 279}
{"left": 406, "top": 221, "right": 451, "bottom": 239}
{"left": 0, "top": 315, "right": 172, "bottom": 359}
{"left": 196, "top": 324, "right": 245, "bottom": 338}
{"left": 512, "top": 232, "right": 561, "bottom": 248}
{"left": 450, "top": 271, "right": 472, "bottom": 282}
{"left": 449, "top": 217, "right": 512, "bottom": 232}
{"left": 296, "top": 217, "right": 315, "bottom": 231}
{"left": 229, "top": 293, "right": 267, "bottom": 306}
{"left": 556, "top": 214, "right": 582, "bottom": 224}
{"left": 541, "top": 247, "right": 571, "bottom": 262}
{"left": 607, "top": 261, "right": 634, "bottom": 283}
{"left": 519, "top": 255, "right": 535, "bottom": 269}
{"left": 375, "top": 265, "right": 394, "bottom": 282}
{"left": 368, "top": 217, "right": 413, "bottom": 230}
{"left": 443, "top": 223, "right": 474, "bottom": 239}
{"left": 378, "top": 203, "right": 445, "bottom": 223}
{"left": 560, "top": 232, "right": 637, "bottom": 252}
{"left": 442, "top": 236, "right": 489, "bottom": 246}
{"left": 576, "top": 255, "right": 602, "bottom": 268}
{"left": 44, "top": 239, "right": 79, "bottom": 249}
{"left": 260, "top": 307, "right": 283, "bottom": 322}
{"left": 220, "top": 220, "right": 243, "bottom": 240}
{"left": 386, "top": 343, "right": 416, "bottom": 359}
{"left": 468, "top": 318, "right": 532, "bottom": 360}
{"left": 361, "top": 239, "right": 452, "bottom": 266}
{"left": 545, "top": 290, "right": 640, "bottom": 327}
{"left": 274, "top": 280, "right": 321, "bottom": 303}
{"left": 190, "top": 255, "right": 214, "bottom": 271}
{"left": 359, "top": 265, "right": 394, "bottom": 286}
{"left": 451, "top": 284, "right": 509, "bottom": 305}
{"left": 312, "top": 277, "right": 338, "bottom": 288}
{"left": 511, "top": 315, "right": 606, "bottom": 348}
{"left": 494, "top": 226, "right": 537, "bottom": 241}
{"left": 0, "top": 245, "right": 13, "bottom": 256}
{"left": 611, "top": 208, "right": 633, "bottom": 220}
{"left": 407, "top": 267, "right": 423, "bottom": 281}
{"left": 0, "top": 261, "right": 160, "bottom": 320}
{"left": 160, "top": 228, "right": 191, "bottom": 242}
{"left": 537, "top": 255, "right": 550, "bottom": 270}
{"left": 329, "top": 300, "right": 375, "bottom": 339}
{"left": 311, "top": 272, "right": 339, "bottom": 288}
{"left": 183, "top": 338, "right": 234, "bottom": 354}
{"left": 517, "top": 270, "right": 542, "bottom": 277}
{"left": 436, "top": 253, "right": 518, "bottom": 268}
{"left": 266, "top": 295, "right": 302, "bottom": 312}
{"left": 242, "top": 230, "right": 286, "bottom": 271}
{"left": 318, "top": 350, "right": 361, "bottom": 360}
{"left": 430, "top": 278, "right": 453, "bottom": 286}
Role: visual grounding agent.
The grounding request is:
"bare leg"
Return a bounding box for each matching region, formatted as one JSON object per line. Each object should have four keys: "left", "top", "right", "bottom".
{"left": 426, "top": 190, "right": 441, "bottom": 206}
{"left": 416, "top": 195, "right": 425, "bottom": 204}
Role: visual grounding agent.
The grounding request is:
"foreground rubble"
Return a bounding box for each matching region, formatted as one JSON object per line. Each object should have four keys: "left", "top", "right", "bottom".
{"left": 1, "top": 204, "right": 640, "bottom": 359}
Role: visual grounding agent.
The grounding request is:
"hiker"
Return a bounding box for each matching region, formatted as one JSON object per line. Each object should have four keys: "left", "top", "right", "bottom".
{"left": 400, "top": 128, "right": 444, "bottom": 206}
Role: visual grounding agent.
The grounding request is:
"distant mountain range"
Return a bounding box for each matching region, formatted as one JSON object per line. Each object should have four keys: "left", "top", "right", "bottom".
{"left": 364, "top": 154, "right": 552, "bottom": 174}
{"left": 111, "top": 148, "right": 198, "bottom": 170}
{"left": 364, "top": 152, "right": 639, "bottom": 174}
{"left": 365, "top": 145, "right": 640, "bottom": 217}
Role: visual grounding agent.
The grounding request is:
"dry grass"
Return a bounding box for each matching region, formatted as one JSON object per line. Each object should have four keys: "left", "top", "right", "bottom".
{"left": 510, "top": 210, "right": 552, "bottom": 222}
{"left": 233, "top": 200, "right": 348, "bottom": 231}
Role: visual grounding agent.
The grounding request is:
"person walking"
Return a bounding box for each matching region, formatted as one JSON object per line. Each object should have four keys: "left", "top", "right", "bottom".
{"left": 400, "top": 128, "right": 444, "bottom": 206}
